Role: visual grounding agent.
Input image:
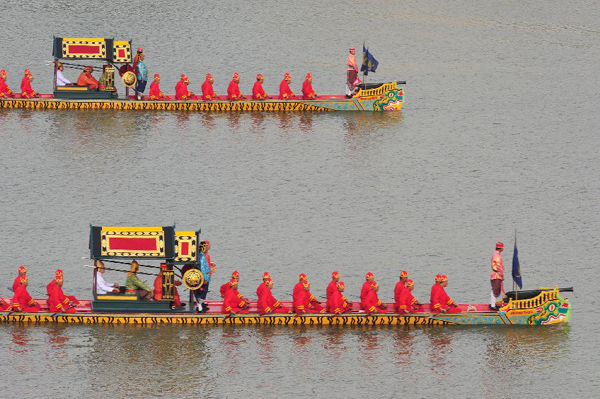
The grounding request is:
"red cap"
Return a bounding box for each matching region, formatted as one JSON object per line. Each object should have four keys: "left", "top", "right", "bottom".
{"left": 262, "top": 271, "right": 270, "bottom": 279}
{"left": 154, "top": 74, "right": 160, "bottom": 79}
{"left": 231, "top": 270, "right": 240, "bottom": 278}
{"left": 181, "top": 74, "right": 187, "bottom": 80}
{"left": 435, "top": 274, "right": 442, "bottom": 282}
{"left": 332, "top": 271, "right": 339, "bottom": 279}
{"left": 399, "top": 270, "right": 408, "bottom": 278}
{"left": 233, "top": 72, "right": 239, "bottom": 79}
{"left": 406, "top": 279, "right": 414, "bottom": 287}
{"left": 337, "top": 281, "right": 345, "bottom": 289}
{"left": 24, "top": 68, "right": 31, "bottom": 75}
{"left": 0, "top": 69, "right": 6, "bottom": 76}
{"left": 305, "top": 72, "right": 312, "bottom": 79}
{"left": 349, "top": 47, "right": 355, "bottom": 51}
{"left": 256, "top": 74, "right": 264, "bottom": 80}
{"left": 206, "top": 73, "right": 212, "bottom": 79}
{"left": 439, "top": 275, "right": 448, "bottom": 282}
{"left": 365, "top": 272, "right": 374, "bottom": 279}
{"left": 55, "top": 269, "right": 64, "bottom": 277}
{"left": 303, "top": 281, "right": 310, "bottom": 288}
{"left": 496, "top": 242, "right": 504, "bottom": 249}
{"left": 284, "top": 72, "right": 291, "bottom": 79}
{"left": 18, "top": 265, "right": 27, "bottom": 273}
{"left": 160, "top": 263, "right": 168, "bottom": 270}
{"left": 299, "top": 273, "right": 307, "bottom": 281}
{"left": 137, "top": 48, "right": 144, "bottom": 53}
{"left": 264, "top": 278, "right": 273, "bottom": 284}
{"left": 370, "top": 281, "right": 379, "bottom": 289}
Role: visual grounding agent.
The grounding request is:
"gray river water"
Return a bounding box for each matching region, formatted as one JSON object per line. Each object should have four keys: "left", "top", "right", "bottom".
{"left": 0, "top": 0, "right": 598, "bottom": 398}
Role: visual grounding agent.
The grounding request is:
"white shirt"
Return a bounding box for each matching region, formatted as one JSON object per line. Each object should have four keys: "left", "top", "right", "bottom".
{"left": 96, "top": 272, "right": 116, "bottom": 294}
{"left": 56, "top": 70, "right": 70, "bottom": 86}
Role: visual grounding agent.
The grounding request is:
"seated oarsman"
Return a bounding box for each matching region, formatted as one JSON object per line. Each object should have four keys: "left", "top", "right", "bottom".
{"left": 201, "top": 73, "right": 217, "bottom": 101}
{"left": 55, "top": 62, "right": 71, "bottom": 87}
{"left": 47, "top": 269, "right": 79, "bottom": 308}
{"left": 326, "top": 271, "right": 340, "bottom": 312}
{"left": 149, "top": 74, "right": 170, "bottom": 100}
{"left": 227, "top": 72, "right": 245, "bottom": 101}
{"left": 11, "top": 277, "right": 40, "bottom": 312}
{"left": 360, "top": 272, "right": 375, "bottom": 310}
{"left": 95, "top": 260, "right": 120, "bottom": 294}
{"left": 256, "top": 271, "right": 271, "bottom": 299}
{"left": 397, "top": 279, "right": 421, "bottom": 314}
{"left": 13, "top": 265, "right": 27, "bottom": 292}
{"left": 153, "top": 263, "right": 182, "bottom": 307}
{"left": 125, "top": 260, "right": 153, "bottom": 300}
{"left": 257, "top": 278, "right": 291, "bottom": 315}
{"left": 294, "top": 282, "right": 325, "bottom": 314}
{"left": 48, "top": 276, "right": 78, "bottom": 313}
{"left": 293, "top": 273, "right": 308, "bottom": 301}
{"left": 76, "top": 66, "right": 99, "bottom": 90}
{"left": 222, "top": 279, "right": 250, "bottom": 314}
{"left": 0, "top": 69, "right": 14, "bottom": 97}
{"left": 175, "top": 74, "right": 198, "bottom": 100}
{"left": 431, "top": 274, "right": 461, "bottom": 313}
{"left": 252, "top": 74, "right": 268, "bottom": 100}
{"left": 20, "top": 69, "right": 38, "bottom": 98}
{"left": 394, "top": 270, "right": 408, "bottom": 308}
{"left": 278, "top": 72, "right": 295, "bottom": 100}
{"left": 363, "top": 282, "right": 387, "bottom": 314}
{"left": 301, "top": 73, "right": 318, "bottom": 99}
{"left": 330, "top": 281, "right": 352, "bottom": 315}
{"left": 220, "top": 270, "right": 240, "bottom": 298}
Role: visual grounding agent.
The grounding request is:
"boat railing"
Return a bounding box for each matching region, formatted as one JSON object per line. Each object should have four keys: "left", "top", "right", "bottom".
{"left": 355, "top": 81, "right": 399, "bottom": 98}
{"left": 506, "top": 286, "right": 559, "bottom": 310}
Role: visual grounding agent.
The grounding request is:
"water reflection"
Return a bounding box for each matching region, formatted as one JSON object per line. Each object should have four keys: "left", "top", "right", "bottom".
{"left": 392, "top": 326, "right": 417, "bottom": 365}
{"left": 10, "top": 324, "right": 31, "bottom": 353}
{"left": 423, "top": 326, "right": 455, "bottom": 374}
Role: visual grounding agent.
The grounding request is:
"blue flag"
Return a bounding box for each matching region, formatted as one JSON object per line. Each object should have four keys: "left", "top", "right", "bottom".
{"left": 361, "top": 45, "right": 379, "bottom": 76}
{"left": 512, "top": 238, "right": 523, "bottom": 289}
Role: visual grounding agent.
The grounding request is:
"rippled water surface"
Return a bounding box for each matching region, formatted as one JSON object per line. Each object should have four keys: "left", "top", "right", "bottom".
{"left": 0, "top": 1, "right": 598, "bottom": 398}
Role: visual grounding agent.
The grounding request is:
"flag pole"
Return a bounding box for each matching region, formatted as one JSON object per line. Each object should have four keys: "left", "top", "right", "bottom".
{"left": 362, "top": 40, "right": 367, "bottom": 85}
{"left": 514, "top": 229, "right": 518, "bottom": 300}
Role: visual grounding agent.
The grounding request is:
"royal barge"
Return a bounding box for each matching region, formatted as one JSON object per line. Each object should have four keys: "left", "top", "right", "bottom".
{"left": 0, "top": 226, "right": 572, "bottom": 327}
{"left": 0, "top": 37, "right": 404, "bottom": 113}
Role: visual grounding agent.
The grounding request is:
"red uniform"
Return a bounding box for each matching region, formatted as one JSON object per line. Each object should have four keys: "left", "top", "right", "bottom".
{"left": 360, "top": 281, "right": 372, "bottom": 310}
{"left": 293, "top": 281, "right": 305, "bottom": 298}
{"left": 279, "top": 80, "right": 294, "bottom": 100}
{"left": 394, "top": 280, "right": 406, "bottom": 308}
{"left": 397, "top": 289, "right": 419, "bottom": 313}
{"left": 20, "top": 76, "right": 37, "bottom": 98}
{"left": 222, "top": 288, "right": 248, "bottom": 314}
{"left": 431, "top": 283, "right": 461, "bottom": 313}
{"left": 149, "top": 82, "right": 170, "bottom": 100}
{"left": 227, "top": 79, "right": 242, "bottom": 100}
{"left": 76, "top": 72, "right": 98, "bottom": 90}
{"left": 48, "top": 285, "right": 78, "bottom": 313}
{"left": 257, "top": 286, "right": 289, "bottom": 314}
{"left": 47, "top": 279, "right": 79, "bottom": 308}
{"left": 0, "top": 79, "right": 13, "bottom": 98}
{"left": 330, "top": 290, "right": 351, "bottom": 314}
{"left": 363, "top": 290, "right": 386, "bottom": 314}
{"left": 12, "top": 276, "right": 22, "bottom": 293}
{"left": 11, "top": 285, "right": 40, "bottom": 312}
{"left": 326, "top": 280, "right": 337, "bottom": 311}
{"left": 153, "top": 275, "right": 181, "bottom": 307}
{"left": 302, "top": 79, "right": 317, "bottom": 99}
{"left": 220, "top": 281, "right": 231, "bottom": 298}
{"left": 0, "top": 297, "right": 9, "bottom": 311}
{"left": 252, "top": 81, "right": 267, "bottom": 100}
{"left": 201, "top": 79, "right": 217, "bottom": 100}
{"left": 175, "top": 80, "right": 197, "bottom": 100}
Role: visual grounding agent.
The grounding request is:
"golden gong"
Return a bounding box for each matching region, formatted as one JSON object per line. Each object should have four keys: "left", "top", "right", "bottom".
{"left": 183, "top": 268, "right": 204, "bottom": 290}
{"left": 121, "top": 71, "right": 137, "bottom": 88}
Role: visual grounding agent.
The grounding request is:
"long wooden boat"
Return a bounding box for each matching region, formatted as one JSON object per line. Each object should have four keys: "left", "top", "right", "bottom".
{"left": 0, "top": 37, "right": 404, "bottom": 112}
{"left": 0, "top": 286, "right": 572, "bottom": 326}
{"left": 0, "top": 225, "right": 572, "bottom": 327}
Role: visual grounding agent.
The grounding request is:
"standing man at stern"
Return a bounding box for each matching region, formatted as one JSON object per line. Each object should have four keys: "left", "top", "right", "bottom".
{"left": 346, "top": 47, "right": 359, "bottom": 98}
{"left": 490, "top": 241, "right": 505, "bottom": 310}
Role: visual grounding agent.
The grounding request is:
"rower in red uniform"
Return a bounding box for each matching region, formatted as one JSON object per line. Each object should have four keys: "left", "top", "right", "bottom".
{"left": 227, "top": 72, "right": 244, "bottom": 101}
{"left": 11, "top": 277, "right": 40, "bottom": 312}
{"left": 360, "top": 272, "right": 375, "bottom": 310}
{"left": 175, "top": 74, "right": 198, "bottom": 100}
{"left": 153, "top": 264, "right": 182, "bottom": 307}
{"left": 326, "top": 271, "right": 340, "bottom": 312}
{"left": 0, "top": 297, "right": 9, "bottom": 311}
{"left": 20, "top": 69, "right": 38, "bottom": 98}
{"left": 201, "top": 73, "right": 217, "bottom": 101}
{"left": 252, "top": 74, "right": 268, "bottom": 100}
{"left": 294, "top": 282, "right": 325, "bottom": 314}
{"left": 47, "top": 269, "right": 79, "bottom": 308}
{"left": 13, "top": 265, "right": 27, "bottom": 293}
{"left": 302, "top": 73, "right": 318, "bottom": 99}
{"left": 397, "top": 279, "right": 421, "bottom": 314}
{"left": 257, "top": 278, "right": 291, "bottom": 315}
{"left": 76, "top": 66, "right": 99, "bottom": 90}
{"left": 431, "top": 275, "right": 461, "bottom": 313}
{"left": 256, "top": 271, "right": 271, "bottom": 299}
{"left": 221, "top": 270, "right": 240, "bottom": 298}
{"left": 279, "top": 72, "right": 295, "bottom": 100}
{"left": 149, "top": 74, "right": 170, "bottom": 100}
{"left": 0, "top": 70, "right": 14, "bottom": 98}
{"left": 48, "top": 276, "right": 78, "bottom": 313}
{"left": 330, "top": 281, "right": 352, "bottom": 315}
{"left": 222, "top": 279, "right": 249, "bottom": 314}
{"left": 394, "top": 270, "right": 409, "bottom": 309}
{"left": 363, "top": 282, "right": 387, "bottom": 314}
{"left": 293, "top": 273, "right": 308, "bottom": 299}
{"left": 490, "top": 241, "right": 505, "bottom": 310}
